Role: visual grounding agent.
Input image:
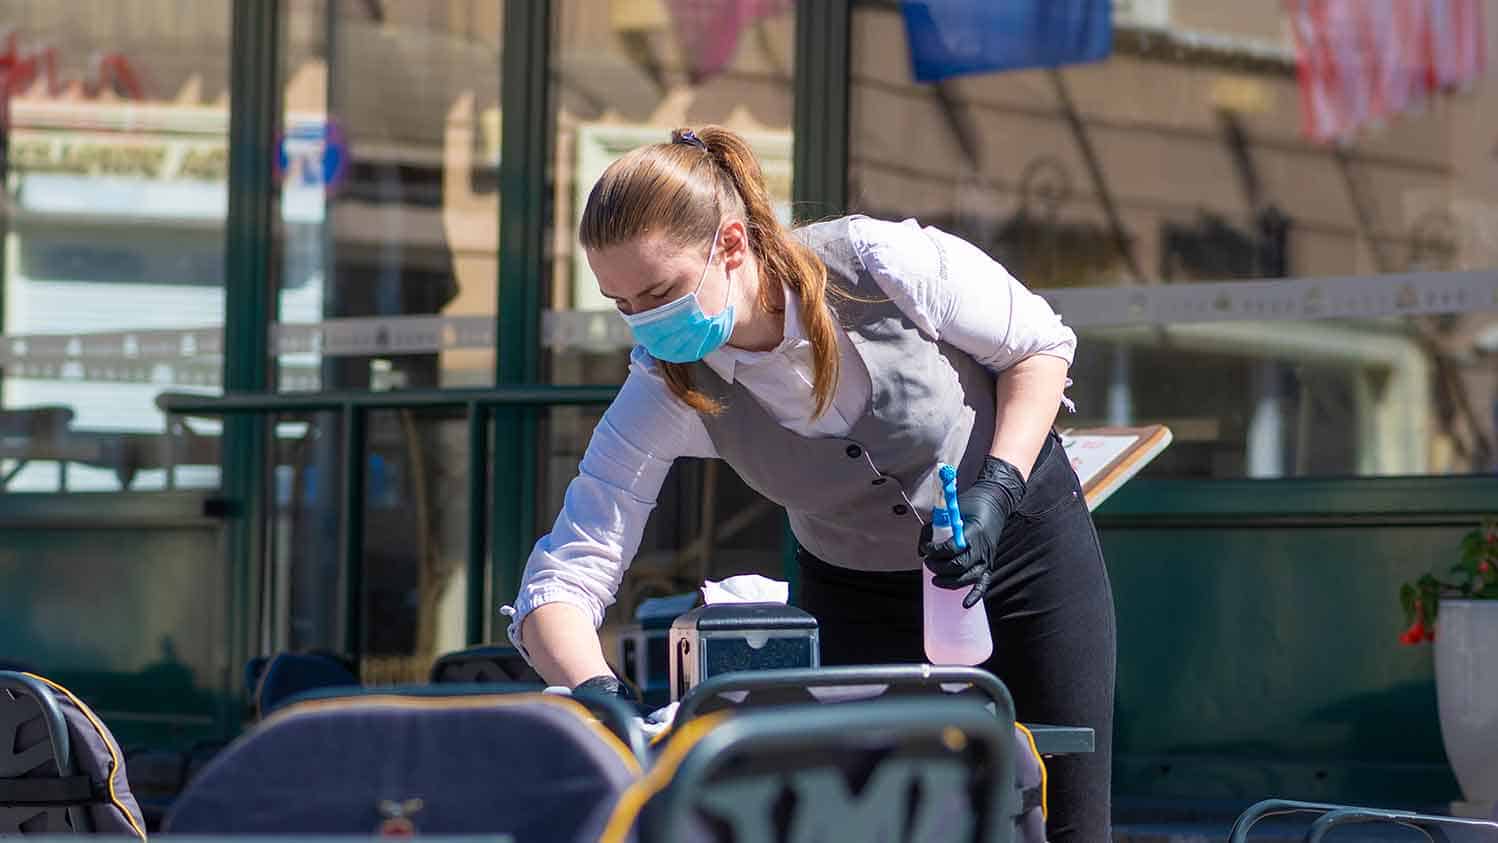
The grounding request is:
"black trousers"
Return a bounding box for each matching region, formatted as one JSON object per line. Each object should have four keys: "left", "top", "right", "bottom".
{"left": 796, "top": 432, "right": 1116, "bottom": 843}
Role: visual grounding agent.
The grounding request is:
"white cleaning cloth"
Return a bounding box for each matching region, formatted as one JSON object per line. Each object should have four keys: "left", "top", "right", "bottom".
{"left": 699, "top": 574, "right": 789, "bottom": 605}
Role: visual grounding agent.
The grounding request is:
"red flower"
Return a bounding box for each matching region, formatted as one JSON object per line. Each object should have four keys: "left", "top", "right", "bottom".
{"left": 1400, "top": 620, "right": 1427, "bottom": 645}
{"left": 1400, "top": 599, "right": 1433, "bottom": 645}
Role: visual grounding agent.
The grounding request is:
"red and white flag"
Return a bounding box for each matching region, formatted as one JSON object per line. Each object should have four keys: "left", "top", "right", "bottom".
{"left": 1430, "top": 0, "right": 1487, "bottom": 87}
{"left": 1288, "top": 0, "right": 1486, "bottom": 144}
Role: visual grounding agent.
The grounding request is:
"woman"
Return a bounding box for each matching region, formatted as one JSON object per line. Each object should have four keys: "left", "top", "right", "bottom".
{"left": 503, "top": 126, "right": 1115, "bottom": 841}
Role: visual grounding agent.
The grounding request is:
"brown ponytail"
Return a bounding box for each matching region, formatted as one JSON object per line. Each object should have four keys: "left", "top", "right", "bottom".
{"left": 579, "top": 125, "right": 842, "bottom": 418}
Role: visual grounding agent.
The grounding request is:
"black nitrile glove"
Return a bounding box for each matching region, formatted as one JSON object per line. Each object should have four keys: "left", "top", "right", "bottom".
{"left": 572, "top": 674, "right": 641, "bottom": 704}
{"left": 918, "top": 456, "right": 1027, "bottom": 609}
{"left": 572, "top": 674, "right": 653, "bottom": 718}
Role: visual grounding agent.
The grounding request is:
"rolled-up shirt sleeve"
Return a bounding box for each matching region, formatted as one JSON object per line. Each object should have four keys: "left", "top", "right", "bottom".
{"left": 849, "top": 216, "right": 1077, "bottom": 372}
{"left": 503, "top": 347, "right": 716, "bottom": 662}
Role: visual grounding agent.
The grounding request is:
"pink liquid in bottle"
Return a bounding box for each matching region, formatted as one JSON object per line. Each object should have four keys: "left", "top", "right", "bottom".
{"left": 922, "top": 464, "right": 993, "bottom": 666}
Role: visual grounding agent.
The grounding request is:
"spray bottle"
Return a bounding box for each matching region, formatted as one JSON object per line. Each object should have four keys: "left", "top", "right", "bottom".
{"left": 922, "top": 463, "right": 994, "bottom": 665}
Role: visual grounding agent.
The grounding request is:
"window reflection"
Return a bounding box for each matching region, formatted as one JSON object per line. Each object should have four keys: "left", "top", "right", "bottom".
{"left": 267, "top": 1, "right": 502, "bottom": 675}
{"left": 1, "top": 0, "right": 231, "bottom": 492}
{"left": 849, "top": 1, "right": 1498, "bottom": 478}
{"left": 542, "top": 0, "right": 799, "bottom": 638}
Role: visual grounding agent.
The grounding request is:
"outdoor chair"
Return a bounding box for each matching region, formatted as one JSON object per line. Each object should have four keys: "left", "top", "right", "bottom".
{"left": 670, "top": 664, "right": 1049, "bottom": 841}
{"left": 249, "top": 650, "right": 359, "bottom": 718}
{"left": 164, "top": 689, "right": 642, "bottom": 840}
{"left": 0, "top": 670, "right": 147, "bottom": 838}
{"left": 1230, "top": 798, "right": 1498, "bottom": 841}
{"left": 429, "top": 644, "right": 543, "bottom": 685}
{"left": 603, "top": 695, "right": 1022, "bottom": 843}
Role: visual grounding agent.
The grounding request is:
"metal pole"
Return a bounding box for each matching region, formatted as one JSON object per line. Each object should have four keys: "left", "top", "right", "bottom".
{"left": 464, "top": 403, "right": 490, "bottom": 644}
{"left": 793, "top": 0, "right": 851, "bottom": 218}
{"left": 223, "top": 0, "right": 280, "bottom": 727}
{"left": 492, "top": 0, "right": 552, "bottom": 635}
{"left": 0, "top": 62, "right": 10, "bottom": 393}
{"left": 339, "top": 404, "right": 366, "bottom": 659}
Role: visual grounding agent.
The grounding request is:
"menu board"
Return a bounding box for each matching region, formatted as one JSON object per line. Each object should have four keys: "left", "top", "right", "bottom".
{"left": 1058, "top": 425, "right": 1174, "bottom": 511}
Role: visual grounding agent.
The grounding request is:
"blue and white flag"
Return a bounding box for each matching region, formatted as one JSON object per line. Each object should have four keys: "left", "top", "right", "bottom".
{"left": 901, "top": 0, "right": 1113, "bottom": 83}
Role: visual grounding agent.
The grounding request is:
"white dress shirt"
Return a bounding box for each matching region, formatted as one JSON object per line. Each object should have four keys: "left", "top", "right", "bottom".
{"left": 502, "top": 216, "right": 1077, "bottom": 658}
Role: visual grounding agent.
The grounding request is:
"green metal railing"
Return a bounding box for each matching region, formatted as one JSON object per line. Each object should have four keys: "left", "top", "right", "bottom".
{"left": 161, "top": 387, "right": 618, "bottom": 661}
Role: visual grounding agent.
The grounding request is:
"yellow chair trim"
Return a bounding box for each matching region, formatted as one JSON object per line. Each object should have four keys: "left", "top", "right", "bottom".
{"left": 1014, "top": 722, "right": 1048, "bottom": 820}
{"left": 598, "top": 711, "right": 731, "bottom": 843}
{"left": 24, "top": 673, "right": 148, "bottom": 841}
{"left": 268, "top": 692, "right": 642, "bottom": 775}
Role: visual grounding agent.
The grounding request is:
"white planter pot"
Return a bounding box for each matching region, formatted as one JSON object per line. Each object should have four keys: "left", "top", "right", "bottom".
{"left": 1435, "top": 599, "right": 1498, "bottom": 802}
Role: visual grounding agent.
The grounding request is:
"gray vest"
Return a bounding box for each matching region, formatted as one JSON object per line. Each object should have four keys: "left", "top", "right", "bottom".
{"left": 692, "top": 216, "right": 997, "bottom": 572}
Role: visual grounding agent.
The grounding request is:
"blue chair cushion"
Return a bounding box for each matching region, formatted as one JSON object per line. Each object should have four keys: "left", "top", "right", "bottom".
{"left": 165, "top": 692, "right": 640, "bottom": 841}
{"left": 253, "top": 652, "right": 358, "bottom": 717}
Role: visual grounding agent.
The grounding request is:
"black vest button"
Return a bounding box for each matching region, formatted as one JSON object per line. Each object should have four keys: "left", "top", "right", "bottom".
{"left": 892, "top": 504, "right": 909, "bottom": 516}
{"left": 872, "top": 476, "right": 888, "bottom": 486}
{"left": 845, "top": 444, "right": 863, "bottom": 459}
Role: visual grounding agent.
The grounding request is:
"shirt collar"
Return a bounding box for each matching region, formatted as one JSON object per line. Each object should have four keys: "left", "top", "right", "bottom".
{"left": 703, "top": 284, "right": 803, "bottom": 384}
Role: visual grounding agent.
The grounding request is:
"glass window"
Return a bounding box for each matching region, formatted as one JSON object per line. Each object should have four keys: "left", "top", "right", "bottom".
{"left": 274, "top": 0, "right": 502, "bottom": 394}
{"left": 266, "top": 407, "right": 481, "bottom": 675}
{"left": 540, "top": 0, "right": 798, "bottom": 649}
{"left": 0, "top": 0, "right": 234, "bottom": 744}
{"left": 547, "top": 0, "right": 796, "bottom": 387}
{"left": 268, "top": 0, "right": 501, "bottom": 674}
{"left": 1, "top": 0, "right": 231, "bottom": 492}
{"left": 848, "top": 1, "right": 1498, "bottom": 479}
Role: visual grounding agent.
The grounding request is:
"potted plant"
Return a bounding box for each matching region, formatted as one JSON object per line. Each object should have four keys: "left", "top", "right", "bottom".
{"left": 1400, "top": 517, "right": 1498, "bottom": 804}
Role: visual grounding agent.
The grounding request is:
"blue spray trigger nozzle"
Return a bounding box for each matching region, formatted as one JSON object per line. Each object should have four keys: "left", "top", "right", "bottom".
{"left": 937, "top": 463, "right": 967, "bottom": 551}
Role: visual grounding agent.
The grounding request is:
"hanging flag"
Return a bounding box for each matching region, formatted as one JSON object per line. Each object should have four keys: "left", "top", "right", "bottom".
{"left": 1288, "top": 0, "right": 1373, "bottom": 144}
{"left": 1288, "top": 0, "right": 1486, "bottom": 144}
{"left": 1430, "top": 0, "right": 1486, "bottom": 88}
{"left": 664, "top": 0, "right": 793, "bottom": 84}
{"left": 899, "top": 0, "right": 1112, "bottom": 84}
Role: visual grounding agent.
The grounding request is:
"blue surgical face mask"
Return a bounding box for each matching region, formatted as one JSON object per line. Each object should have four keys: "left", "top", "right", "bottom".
{"left": 620, "top": 232, "right": 735, "bottom": 363}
